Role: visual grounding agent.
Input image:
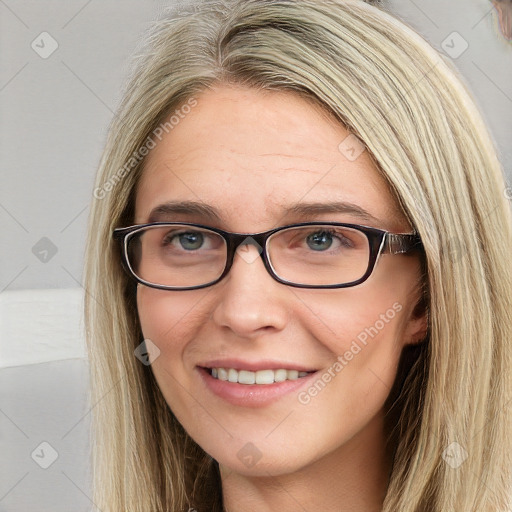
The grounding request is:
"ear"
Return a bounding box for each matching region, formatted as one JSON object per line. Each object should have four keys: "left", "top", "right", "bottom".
{"left": 403, "top": 295, "right": 429, "bottom": 345}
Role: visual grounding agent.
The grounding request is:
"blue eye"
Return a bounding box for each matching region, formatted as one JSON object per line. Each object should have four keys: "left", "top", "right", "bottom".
{"left": 305, "top": 229, "right": 355, "bottom": 251}
{"left": 306, "top": 231, "right": 333, "bottom": 251}
{"left": 162, "top": 230, "right": 206, "bottom": 251}
{"left": 178, "top": 232, "right": 204, "bottom": 250}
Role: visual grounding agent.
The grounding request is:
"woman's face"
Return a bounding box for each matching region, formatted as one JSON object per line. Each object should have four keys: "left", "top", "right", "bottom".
{"left": 135, "top": 85, "right": 427, "bottom": 476}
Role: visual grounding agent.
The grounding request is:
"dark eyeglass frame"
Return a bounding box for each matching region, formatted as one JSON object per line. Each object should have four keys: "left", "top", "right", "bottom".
{"left": 113, "top": 221, "right": 423, "bottom": 290}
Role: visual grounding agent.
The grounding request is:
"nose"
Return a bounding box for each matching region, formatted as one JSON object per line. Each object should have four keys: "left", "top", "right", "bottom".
{"left": 211, "top": 243, "right": 291, "bottom": 338}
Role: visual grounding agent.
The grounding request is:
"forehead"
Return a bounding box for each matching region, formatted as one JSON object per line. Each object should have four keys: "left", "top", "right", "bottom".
{"left": 135, "top": 85, "right": 405, "bottom": 231}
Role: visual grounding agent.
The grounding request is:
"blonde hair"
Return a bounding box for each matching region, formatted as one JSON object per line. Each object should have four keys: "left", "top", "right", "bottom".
{"left": 84, "top": 0, "right": 512, "bottom": 510}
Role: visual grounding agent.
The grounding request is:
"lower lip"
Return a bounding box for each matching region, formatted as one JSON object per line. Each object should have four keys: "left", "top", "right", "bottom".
{"left": 197, "top": 367, "right": 318, "bottom": 408}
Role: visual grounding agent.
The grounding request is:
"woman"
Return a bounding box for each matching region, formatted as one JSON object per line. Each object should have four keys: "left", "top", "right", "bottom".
{"left": 84, "top": 0, "right": 512, "bottom": 510}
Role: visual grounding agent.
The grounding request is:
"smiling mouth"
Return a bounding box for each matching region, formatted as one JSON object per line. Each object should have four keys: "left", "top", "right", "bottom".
{"left": 207, "top": 367, "right": 313, "bottom": 385}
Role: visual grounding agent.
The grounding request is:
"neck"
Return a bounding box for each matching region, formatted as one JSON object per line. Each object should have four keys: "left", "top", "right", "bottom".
{"left": 219, "top": 410, "right": 391, "bottom": 512}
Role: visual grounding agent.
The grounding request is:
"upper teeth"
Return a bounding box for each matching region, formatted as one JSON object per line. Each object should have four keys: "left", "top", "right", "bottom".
{"left": 211, "top": 368, "right": 310, "bottom": 385}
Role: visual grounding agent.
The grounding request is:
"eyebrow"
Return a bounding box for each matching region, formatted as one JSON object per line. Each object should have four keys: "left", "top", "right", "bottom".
{"left": 147, "top": 200, "right": 382, "bottom": 226}
{"left": 285, "top": 201, "right": 381, "bottom": 224}
{"left": 148, "top": 201, "right": 222, "bottom": 223}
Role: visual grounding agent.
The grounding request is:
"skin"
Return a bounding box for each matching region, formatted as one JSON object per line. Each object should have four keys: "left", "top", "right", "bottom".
{"left": 134, "top": 84, "right": 428, "bottom": 512}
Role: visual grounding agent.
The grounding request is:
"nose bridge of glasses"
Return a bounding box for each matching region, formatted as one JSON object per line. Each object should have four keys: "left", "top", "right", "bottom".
{"left": 231, "top": 233, "right": 266, "bottom": 265}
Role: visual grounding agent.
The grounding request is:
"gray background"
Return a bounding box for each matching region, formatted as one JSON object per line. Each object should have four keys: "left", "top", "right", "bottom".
{"left": 0, "top": 1, "right": 511, "bottom": 511}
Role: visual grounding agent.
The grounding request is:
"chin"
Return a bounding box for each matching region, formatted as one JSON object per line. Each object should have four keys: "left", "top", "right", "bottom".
{"left": 217, "top": 452, "right": 306, "bottom": 478}
{"left": 195, "top": 430, "right": 321, "bottom": 478}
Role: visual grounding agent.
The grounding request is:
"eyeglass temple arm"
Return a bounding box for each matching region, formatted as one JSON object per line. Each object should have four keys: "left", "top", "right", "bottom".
{"left": 384, "top": 233, "right": 422, "bottom": 254}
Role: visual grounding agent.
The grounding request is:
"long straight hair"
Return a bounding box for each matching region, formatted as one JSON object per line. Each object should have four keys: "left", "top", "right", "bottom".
{"left": 84, "top": 1, "right": 512, "bottom": 510}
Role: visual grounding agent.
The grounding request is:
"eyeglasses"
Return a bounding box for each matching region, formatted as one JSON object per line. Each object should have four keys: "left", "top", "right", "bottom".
{"left": 113, "top": 221, "right": 422, "bottom": 290}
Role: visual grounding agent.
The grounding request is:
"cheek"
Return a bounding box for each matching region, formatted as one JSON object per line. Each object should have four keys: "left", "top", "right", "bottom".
{"left": 292, "top": 291, "right": 410, "bottom": 451}
{"left": 136, "top": 287, "right": 210, "bottom": 418}
{"left": 297, "top": 280, "right": 410, "bottom": 359}
{"left": 293, "top": 262, "right": 417, "bottom": 401}
{"left": 136, "top": 287, "right": 216, "bottom": 404}
{"left": 137, "top": 287, "right": 211, "bottom": 349}
{"left": 300, "top": 291, "right": 406, "bottom": 407}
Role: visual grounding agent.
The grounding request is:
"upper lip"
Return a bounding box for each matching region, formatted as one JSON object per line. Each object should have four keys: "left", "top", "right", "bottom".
{"left": 198, "top": 359, "right": 318, "bottom": 372}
